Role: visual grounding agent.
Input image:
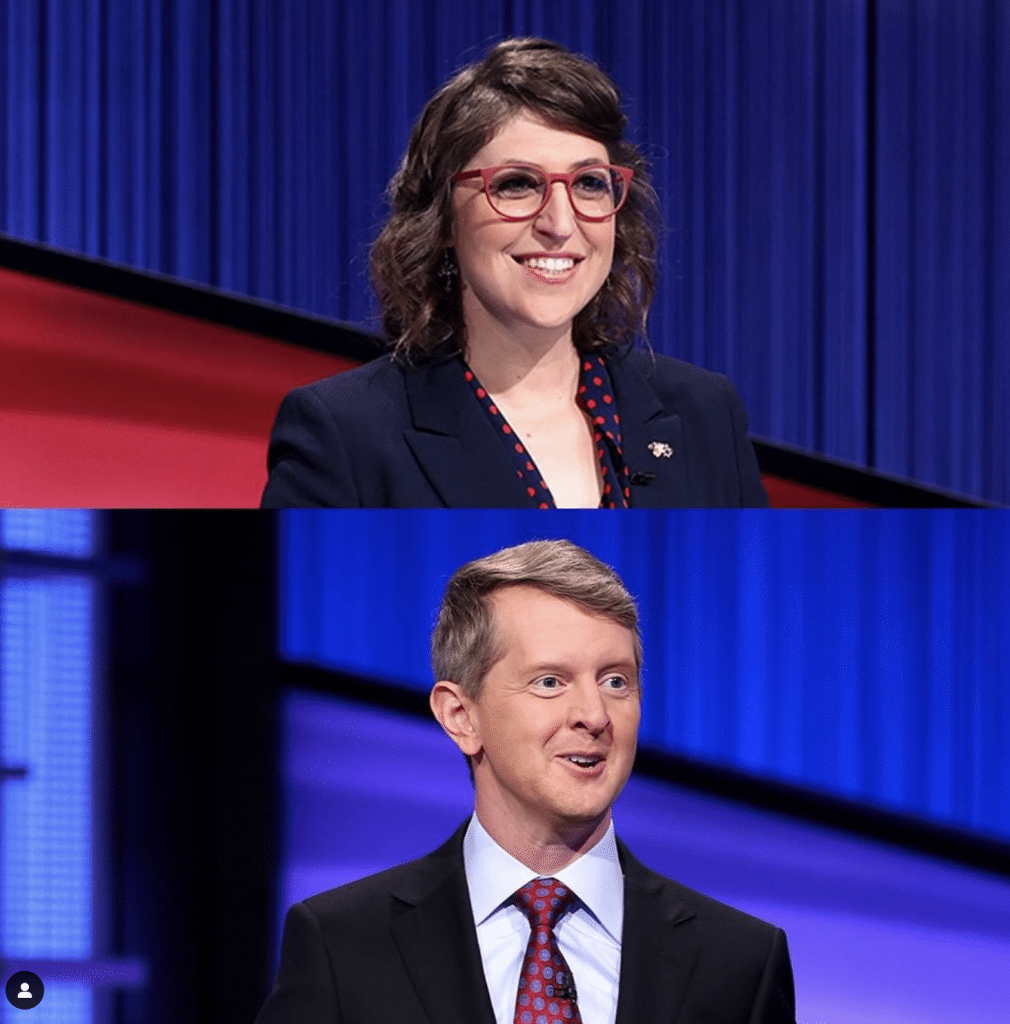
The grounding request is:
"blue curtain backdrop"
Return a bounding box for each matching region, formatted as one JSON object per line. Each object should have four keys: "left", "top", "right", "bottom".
{"left": 280, "top": 509, "right": 1010, "bottom": 843}
{"left": 2, "top": 0, "right": 1006, "bottom": 503}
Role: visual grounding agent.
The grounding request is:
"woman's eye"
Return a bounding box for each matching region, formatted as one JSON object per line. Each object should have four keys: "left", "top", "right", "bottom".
{"left": 573, "top": 171, "right": 612, "bottom": 196}
{"left": 491, "top": 172, "right": 541, "bottom": 196}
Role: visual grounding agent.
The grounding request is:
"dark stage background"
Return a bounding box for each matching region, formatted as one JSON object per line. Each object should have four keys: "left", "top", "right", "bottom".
{"left": 1, "top": 0, "right": 1006, "bottom": 503}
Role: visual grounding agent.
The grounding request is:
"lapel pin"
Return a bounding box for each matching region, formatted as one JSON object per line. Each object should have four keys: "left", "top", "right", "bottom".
{"left": 648, "top": 441, "right": 674, "bottom": 458}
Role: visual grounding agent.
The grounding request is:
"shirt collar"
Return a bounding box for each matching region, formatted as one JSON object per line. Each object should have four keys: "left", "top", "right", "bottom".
{"left": 463, "top": 814, "right": 625, "bottom": 943}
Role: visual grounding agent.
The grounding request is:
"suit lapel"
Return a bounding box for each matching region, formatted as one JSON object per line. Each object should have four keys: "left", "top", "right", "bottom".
{"left": 607, "top": 354, "right": 688, "bottom": 508}
{"left": 389, "top": 824, "right": 498, "bottom": 1024}
{"left": 400, "top": 351, "right": 692, "bottom": 507}
{"left": 402, "top": 358, "right": 531, "bottom": 508}
{"left": 385, "top": 826, "right": 700, "bottom": 1024}
{"left": 615, "top": 841, "right": 700, "bottom": 1024}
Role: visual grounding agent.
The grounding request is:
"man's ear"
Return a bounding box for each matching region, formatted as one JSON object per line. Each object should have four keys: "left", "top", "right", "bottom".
{"left": 430, "top": 681, "right": 482, "bottom": 756}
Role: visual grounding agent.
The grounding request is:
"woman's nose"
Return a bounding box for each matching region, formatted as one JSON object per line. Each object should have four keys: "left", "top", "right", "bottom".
{"left": 533, "top": 181, "right": 577, "bottom": 237}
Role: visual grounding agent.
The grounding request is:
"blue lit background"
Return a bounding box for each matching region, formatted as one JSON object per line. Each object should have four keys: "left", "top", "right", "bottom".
{"left": 280, "top": 509, "right": 1010, "bottom": 841}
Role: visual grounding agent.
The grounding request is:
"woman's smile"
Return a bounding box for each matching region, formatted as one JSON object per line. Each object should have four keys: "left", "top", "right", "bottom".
{"left": 513, "top": 252, "right": 584, "bottom": 283}
{"left": 452, "top": 110, "right": 615, "bottom": 342}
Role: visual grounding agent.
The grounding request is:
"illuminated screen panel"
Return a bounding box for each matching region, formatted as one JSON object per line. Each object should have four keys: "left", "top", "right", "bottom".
{"left": 0, "top": 575, "right": 95, "bottom": 959}
{"left": 0, "top": 512, "right": 97, "bottom": 1024}
{"left": 0, "top": 510, "right": 94, "bottom": 557}
{"left": 280, "top": 690, "right": 1010, "bottom": 1024}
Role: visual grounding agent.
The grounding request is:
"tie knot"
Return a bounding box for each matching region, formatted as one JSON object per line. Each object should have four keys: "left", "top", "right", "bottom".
{"left": 514, "top": 877, "right": 575, "bottom": 929}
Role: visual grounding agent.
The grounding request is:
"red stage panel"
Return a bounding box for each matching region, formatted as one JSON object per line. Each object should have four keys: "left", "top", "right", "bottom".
{"left": 0, "top": 265, "right": 872, "bottom": 509}
{"left": 762, "top": 476, "right": 869, "bottom": 509}
{"left": 0, "top": 410, "right": 274, "bottom": 508}
{"left": 0, "top": 269, "right": 354, "bottom": 507}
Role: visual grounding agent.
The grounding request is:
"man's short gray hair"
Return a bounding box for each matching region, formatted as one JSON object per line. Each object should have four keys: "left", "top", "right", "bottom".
{"left": 431, "top": 539, "right": 642, "bottom": 698}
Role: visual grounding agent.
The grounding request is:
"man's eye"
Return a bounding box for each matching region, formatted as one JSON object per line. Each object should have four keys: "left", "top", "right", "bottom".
{"left": 602, "top": 675, "right": 628, "bottom": 690}
{"left": 534, "top": 676, "right": 562, "bottom": 690}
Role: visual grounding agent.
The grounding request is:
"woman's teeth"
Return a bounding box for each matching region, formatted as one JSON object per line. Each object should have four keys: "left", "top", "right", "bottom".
{"left": 521, "top": 257, "right": 576, "bottom": 274}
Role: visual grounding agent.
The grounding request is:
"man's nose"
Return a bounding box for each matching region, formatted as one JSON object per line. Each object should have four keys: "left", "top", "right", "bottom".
{"left": 568, "top": 680, "right": 610, "bottom": 731}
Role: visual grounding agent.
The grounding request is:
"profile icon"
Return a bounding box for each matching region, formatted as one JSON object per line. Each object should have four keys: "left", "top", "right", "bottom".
{"left": 4, "top": 971, "right": 44, "bottom": 1009}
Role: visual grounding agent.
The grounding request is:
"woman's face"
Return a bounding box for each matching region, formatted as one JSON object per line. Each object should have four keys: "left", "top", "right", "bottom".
{"left": 451, "top": 110, "right": 616, "bottom": 345}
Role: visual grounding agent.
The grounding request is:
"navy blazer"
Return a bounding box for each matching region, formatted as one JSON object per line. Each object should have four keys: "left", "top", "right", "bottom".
{"left": 255, "top": 820, "right": 796, "bottom": 1024}
{"left": 260, "top": 349, "right": 768, "bottom": 508}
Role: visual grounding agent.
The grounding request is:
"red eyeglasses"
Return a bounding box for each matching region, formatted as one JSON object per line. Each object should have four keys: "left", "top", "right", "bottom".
{"left": 451, "top": 164, "right": 634, "bottom": 222}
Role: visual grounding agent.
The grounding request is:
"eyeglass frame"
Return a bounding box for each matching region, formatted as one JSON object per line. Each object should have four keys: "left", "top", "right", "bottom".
{"left": 450, "top": 163, "right": 635, "bottom": 223}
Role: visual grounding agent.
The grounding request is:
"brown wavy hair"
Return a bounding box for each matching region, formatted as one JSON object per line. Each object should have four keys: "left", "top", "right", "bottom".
{"left": 370, "top": 37, "right": 660, "bottom": 362}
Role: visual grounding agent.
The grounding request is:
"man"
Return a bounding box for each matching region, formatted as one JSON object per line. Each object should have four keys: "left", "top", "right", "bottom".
{"left": 256, "top": 540, "right": 795, "bottom": 1024}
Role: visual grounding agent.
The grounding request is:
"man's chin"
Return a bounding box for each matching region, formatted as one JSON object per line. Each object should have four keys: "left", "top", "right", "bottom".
{"left": 549, "top": 808, "right": 612, "bottom": 849}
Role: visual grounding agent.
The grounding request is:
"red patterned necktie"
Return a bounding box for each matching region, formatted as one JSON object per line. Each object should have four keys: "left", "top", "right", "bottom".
{"left": 513, "top": 877, "right": 583, "bottom": 1024}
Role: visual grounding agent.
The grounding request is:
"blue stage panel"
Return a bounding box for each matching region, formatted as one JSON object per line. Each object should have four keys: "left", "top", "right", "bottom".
{"left": 280, "top": 509, "right": 1010, "bottom": 842}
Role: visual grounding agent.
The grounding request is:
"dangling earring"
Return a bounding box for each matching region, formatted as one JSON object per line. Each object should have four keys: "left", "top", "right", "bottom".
{"left": 438, "top": 250, "right": 458, "bottom": 293}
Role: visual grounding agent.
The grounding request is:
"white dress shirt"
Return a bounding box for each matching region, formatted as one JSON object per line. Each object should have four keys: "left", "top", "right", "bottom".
{"left": 462, "top": 815, "right": 625, "bottom": 1024}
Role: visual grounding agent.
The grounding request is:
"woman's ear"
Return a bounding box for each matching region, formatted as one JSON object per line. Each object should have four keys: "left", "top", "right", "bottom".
{"left": 429, "top": 681, "right": 482, "bottom": 756}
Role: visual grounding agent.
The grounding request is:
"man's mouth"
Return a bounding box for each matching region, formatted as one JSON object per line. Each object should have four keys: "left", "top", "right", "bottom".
{"left": 564, "top": 754, "right": 603, "bottom": 768}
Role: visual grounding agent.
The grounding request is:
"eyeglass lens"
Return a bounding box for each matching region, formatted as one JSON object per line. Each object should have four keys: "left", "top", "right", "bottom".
{"left": 486, "top": 167, "right": 624, "bottom": 219}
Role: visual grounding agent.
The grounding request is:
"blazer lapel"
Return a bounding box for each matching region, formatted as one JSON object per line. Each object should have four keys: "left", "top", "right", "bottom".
{"left": 401, "top": 351, "right": 695, "bottom": 507}
{"left": 389, "top": 824, "right": 498, "bottom": 1024}
{"left": 402, "top": 358, "right": 532, "bottom": 508}
{"left": 614, "top": 841, "right": 700, "bottom": 1024}
{"left": 607, "top": 354, "right": 688, "bottom": 508}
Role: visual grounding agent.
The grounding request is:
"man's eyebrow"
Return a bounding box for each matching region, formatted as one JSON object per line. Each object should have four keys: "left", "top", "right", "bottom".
{"left": 598, "top": 660, "right": 638, "bottom": 673}
{"left": 520, "top": 659, "right": 638, "bottom": 677}
{"left": 520, "top": 661, "right": 571, "bottom": 676}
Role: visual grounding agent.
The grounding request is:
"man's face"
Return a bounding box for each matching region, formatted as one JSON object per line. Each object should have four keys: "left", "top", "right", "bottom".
{"left": 464, "top": 586, "right": 640, "bottom": 849}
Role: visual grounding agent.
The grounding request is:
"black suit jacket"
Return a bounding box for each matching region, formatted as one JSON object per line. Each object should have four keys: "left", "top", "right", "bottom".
{"left": 260, "top": 349, "right": 768, "bottom": 508}
{"left": 256, "top": 822, "right": 795, "bottom": 1024}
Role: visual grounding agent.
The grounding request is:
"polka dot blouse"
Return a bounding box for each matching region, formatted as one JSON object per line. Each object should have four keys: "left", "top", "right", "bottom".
{"left": 462, "top": 354, "right": 632, "bottom": 508}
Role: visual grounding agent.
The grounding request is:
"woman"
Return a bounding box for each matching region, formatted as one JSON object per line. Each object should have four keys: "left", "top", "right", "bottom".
{"left": 261, "top": 38, "right": 767, "bottom": 508}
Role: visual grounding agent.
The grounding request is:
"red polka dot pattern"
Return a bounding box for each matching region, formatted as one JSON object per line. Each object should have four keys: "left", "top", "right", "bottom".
{"left": 576, "top": 355, "right": 631, "bottom": 508}
{"left": 513, "top": 878, "right": 582, "bottom": 1024}
{"left": 462, "top": 355, "right": 631, "bottom": 508}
